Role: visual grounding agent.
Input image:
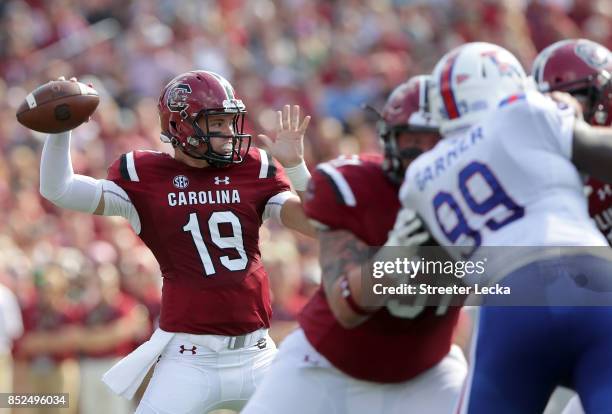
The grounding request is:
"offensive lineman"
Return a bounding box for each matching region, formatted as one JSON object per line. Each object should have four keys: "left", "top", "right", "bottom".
{"left": 242, "top": 76, "right": 466, "bottom": 414}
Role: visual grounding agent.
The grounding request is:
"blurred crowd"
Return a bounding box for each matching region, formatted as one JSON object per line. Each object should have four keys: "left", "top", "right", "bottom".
{"left": 0, "top": 0, "right": 610, "bottom": 412}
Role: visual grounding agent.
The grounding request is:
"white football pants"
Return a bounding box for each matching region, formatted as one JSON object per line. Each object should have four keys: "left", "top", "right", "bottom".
{"left": 135, "top": 332, "right": 277, "bottom": 414}
{"left": 242, "top": 329, "right": 467, "bottom": 414}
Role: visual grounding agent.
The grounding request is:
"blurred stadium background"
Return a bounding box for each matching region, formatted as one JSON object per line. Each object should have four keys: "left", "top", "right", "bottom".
{"left": 0, "top": 0, "right": 610, "bottom": 412}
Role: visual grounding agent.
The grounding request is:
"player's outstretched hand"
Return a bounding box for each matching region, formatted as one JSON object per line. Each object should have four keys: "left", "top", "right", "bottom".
{"left": 385, "top": 208, "right": 430, "bottom": 247}
{"left": 258, "top": 104, "right": 311, "bottom": 167}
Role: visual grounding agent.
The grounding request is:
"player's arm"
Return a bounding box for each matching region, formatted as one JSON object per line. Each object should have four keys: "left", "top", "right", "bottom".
{"left": 38, "top": 75, "right": 137, "bottom": 222}
{"left": 320, "top": 209, "right": 429, "bottom": 328}
{"left": 260, "top": 104, "right": 316, "bottom": 237}
{"left": 39, "top": 130, "right": 105, "bottom": 214}
{"left": 36, "top": 76, "right": 105, "bottom": 215}
{"left": 572, "top": 120, "right": 612, "bottom": 183}
{"left": 545, "top": 91, "right": 612, "bottom": 183}
{"left": 40, "top": 130, "right": 140, "bottom": 234}
{"left": 319, "top": 228, "right": 374, "bottom": 328}
{"left": 278, "top": 197, "right": 315, "bottom": 237}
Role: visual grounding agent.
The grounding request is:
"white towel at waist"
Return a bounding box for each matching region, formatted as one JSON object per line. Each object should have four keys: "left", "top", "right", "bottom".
{"left": 102, "top": 328, "right": 175, "bottom": 400}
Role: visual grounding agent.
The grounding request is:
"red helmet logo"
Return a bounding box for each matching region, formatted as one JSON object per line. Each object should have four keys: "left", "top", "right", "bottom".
{"left": 167, "top": 84, "right": 192, "bottom": 113}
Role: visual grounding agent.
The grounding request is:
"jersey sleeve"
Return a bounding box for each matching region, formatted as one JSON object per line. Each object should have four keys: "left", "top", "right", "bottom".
{"left": 255, "top": 148, "right": 294, "bottom": 222}
{"left": 254, "top": 148, "right": 291, "bottom": 194}
{"left": 524, "top": 91, "right": 576, "bottom": 159}
{"left": 104, "top": 152, "right": 142, "bottom": 234}
{"left": 107, "top": 151, "right": 141, "bottom": 183}
{"left": 303, "top": 162, "right": 357, "bottom": 231}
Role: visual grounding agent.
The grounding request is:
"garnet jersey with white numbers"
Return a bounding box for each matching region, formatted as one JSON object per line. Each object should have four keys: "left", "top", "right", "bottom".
{"left": 106, "top": 147, "right": 291, "bottom": 335}
{"left": 400, "top": 91, "right": 607, "bottom": 257}
{"left": 300, "top": 154, "right": 460, "bottom": 383}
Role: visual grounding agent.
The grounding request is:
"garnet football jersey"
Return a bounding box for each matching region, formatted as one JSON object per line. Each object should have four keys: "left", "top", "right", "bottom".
{"left": 585, "top": 113, "right": 612, "bottom": 244}
{"left": 106, "top": 147, "right": 291, "bottom": 335}
{"left": 586, "top": 109, "right": 612, "bottom": 245}
{"left": 300, "top": 154, "right": 460, "bottom": 383}
{"left": 586, "top": 175, "right": 612, "bottom": 245}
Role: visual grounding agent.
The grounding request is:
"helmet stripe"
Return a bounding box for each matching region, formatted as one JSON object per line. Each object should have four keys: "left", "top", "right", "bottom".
{"left": 208, "top": 72, "right": 235, "bottom": 100}
{"left": 440, "top": 51, "right": 461, "bottom": 120}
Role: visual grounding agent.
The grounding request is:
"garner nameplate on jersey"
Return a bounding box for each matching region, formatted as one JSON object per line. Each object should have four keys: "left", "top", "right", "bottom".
{"left": 0, "top": 393, "right": 69, "bottom": 408}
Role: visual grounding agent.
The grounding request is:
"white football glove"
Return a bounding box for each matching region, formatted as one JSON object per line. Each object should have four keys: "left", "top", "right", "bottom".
{"left": 384, "top": 208, "right": 431, "bottom": 247}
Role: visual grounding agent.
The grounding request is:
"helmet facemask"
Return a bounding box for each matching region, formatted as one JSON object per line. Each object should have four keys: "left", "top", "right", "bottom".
{"left": 169, "top": 105, "right": 252, "bottom": 168}
{"left": 554, "top": 70, "right": 612, "bottom": 126}
{"left": 185, "top": 107, "right": 252, "bottom": 167}
{"left": 379, "top": 121, "right": 438, "bottom": 184}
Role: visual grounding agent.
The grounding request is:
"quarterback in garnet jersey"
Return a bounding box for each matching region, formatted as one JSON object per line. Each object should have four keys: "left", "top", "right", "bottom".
{"left": 37, "top": 71, "right": 314, "bottom": 413}
{"left": 242, "top": 76, "right": 466, "bottom": 414}
{"left": 106, "top": 147, "right": 291, "bottom": 335}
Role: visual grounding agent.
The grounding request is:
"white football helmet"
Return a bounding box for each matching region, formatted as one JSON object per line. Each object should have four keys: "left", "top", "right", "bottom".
{"left": 429, "top": 42, "right": 531, "bottom": 135}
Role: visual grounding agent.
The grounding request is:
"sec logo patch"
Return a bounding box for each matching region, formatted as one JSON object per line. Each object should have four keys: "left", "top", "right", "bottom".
{"left": 173, "top": 175, "right": 189, "bottom": 189}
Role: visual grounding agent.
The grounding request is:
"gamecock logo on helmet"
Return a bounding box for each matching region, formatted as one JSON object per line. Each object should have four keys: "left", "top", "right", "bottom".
{"left": 167, "top": 84, "right": 192, "bottom": 112}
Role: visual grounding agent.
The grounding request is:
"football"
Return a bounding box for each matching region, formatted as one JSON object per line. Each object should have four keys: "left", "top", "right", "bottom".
{"left": 16, "top": 80, "right": 99, "bottom": 133}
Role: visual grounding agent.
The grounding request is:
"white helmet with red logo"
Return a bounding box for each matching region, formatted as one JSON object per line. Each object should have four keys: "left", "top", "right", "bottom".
{"left": 429, "top": 42, "right": 531, "bottom": 135}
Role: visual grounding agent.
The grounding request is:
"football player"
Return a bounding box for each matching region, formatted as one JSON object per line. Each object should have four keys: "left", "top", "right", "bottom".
{"left": 533, "top": 38, "right": 612, "bottom": 242}
{"left": 532, "top": 37, "right": 612, "bottom": 414}
{"left": 241, "top": 76, "right": 467, "bottom": 414}
{"left": 399, "top": 42, "right": 612, "bottom": 413}
{"left": 37, "top": 71, "right": 314, "bottom": 413}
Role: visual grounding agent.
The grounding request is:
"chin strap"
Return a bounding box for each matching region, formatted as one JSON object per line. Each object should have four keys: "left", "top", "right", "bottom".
{"left": 170, "top": 136, "right": 213, "bottom": 162}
